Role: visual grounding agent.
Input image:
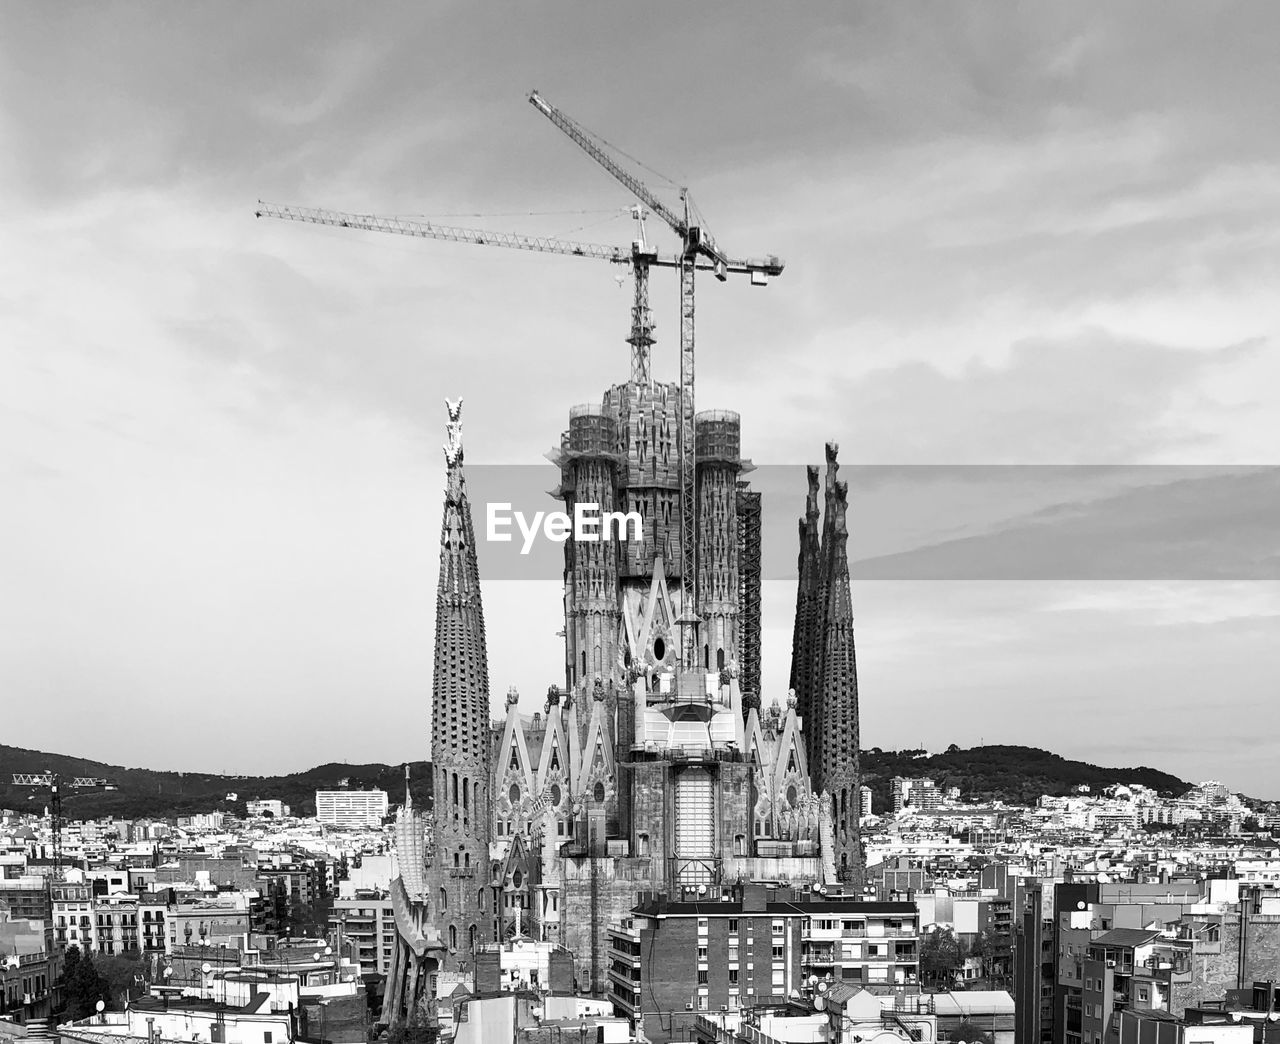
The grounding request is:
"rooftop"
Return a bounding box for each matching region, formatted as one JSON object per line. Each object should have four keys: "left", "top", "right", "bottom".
{"left": 633, "top": 898, "right": 917, "bottom": 917}
{"left": 1092, "top": 928, "right": 1164, "bottom": 948}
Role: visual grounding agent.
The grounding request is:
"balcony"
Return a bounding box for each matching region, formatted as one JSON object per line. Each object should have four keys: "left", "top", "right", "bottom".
{"left": 801, "top": 948, "right": 836, "bottom": 965}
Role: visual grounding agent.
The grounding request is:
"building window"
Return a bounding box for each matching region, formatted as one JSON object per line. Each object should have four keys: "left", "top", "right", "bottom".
{"left": 697, "top": 970, "right": 708, "bottom": 985}
{"left": 728, "top": 919, "right": 739, "bottom": 934}
{"left": 698, "top": 947, "right": 708, "bottom": 960}
{"left": 772, "top": 945, "right": 784, "bottom": 960}
{"left": 729, "top": 969, "right": 738, "bottom": 984}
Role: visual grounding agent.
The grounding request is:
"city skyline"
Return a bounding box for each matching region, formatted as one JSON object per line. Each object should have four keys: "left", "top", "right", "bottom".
{"left": 3, "top": 4, "right": 1278, "bottom": 792}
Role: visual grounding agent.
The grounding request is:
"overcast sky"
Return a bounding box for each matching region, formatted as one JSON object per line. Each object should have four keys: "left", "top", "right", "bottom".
{"left": 3, "top": 3, "right": 1278, "bottom": 795}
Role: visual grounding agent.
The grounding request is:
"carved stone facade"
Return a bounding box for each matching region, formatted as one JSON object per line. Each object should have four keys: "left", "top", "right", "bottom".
{"left": 384, "top": 392, "right": 865, "bottom": 1013}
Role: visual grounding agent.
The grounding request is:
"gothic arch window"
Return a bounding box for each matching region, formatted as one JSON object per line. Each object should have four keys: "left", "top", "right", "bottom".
{"left": 637, "top": 833, "right": 650, "bottom": 857}
{"left": 464, "top": 851, "right": 471, "bottom": 868}
{"left": 469, "top": 924, "right": 478, "bottom": 952}
{"left": 462, "top": 778, "right": 470, "bottom": 813}
{"left": 509, "top": 783, "right": 520, "bottom": 806}
{"left": 550, "top": 784, "right": 562, "bottom": 807}
{"left": 509, "top": 747, "right": 519, "bottom": 770}
{"left": 550, "top": 747, "right": 561, "bottom": 771}
{"left": 439, "top": 887, "right": 447, "bottom": 911}
{"left": 453, "top": 851, "right": 460, "bottom": 868}
{"left": 593, "top": 782, "right": 606, "bottom": 803}
{"left": 717, "top": 648, "right": 725, "bottom": 670}
{"left": 786, "top": 784, "right": 798, "bottom": 807}
{"left": 448, "top": 924, "right": 457, "bottom": 951}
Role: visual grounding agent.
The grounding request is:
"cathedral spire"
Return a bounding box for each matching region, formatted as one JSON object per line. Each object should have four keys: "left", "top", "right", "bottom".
{"left": 429, "top": 396, "right": 495, "bottom": 967}
{"left": 788, "top": 442, "right": 863, "bottom": 887}
{"left": 789, "top": 465, "right": 821, "bottom": 752}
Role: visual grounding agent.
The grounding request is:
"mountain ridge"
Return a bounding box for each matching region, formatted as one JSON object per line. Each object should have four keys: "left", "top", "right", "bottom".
{"left": 0, "top": 741, "right": 1206, "bottom": 821}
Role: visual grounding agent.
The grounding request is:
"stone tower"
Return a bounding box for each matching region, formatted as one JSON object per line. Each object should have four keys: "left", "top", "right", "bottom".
{"left": 790, "top": 466, "right": 822, "bottom": 753}
{"left": 429, "top": 399, "right": 496, "bottom": 967}
{"left": 550, "top": 385, "right": 761, "bottom": 699}
{"left": 788, "top": 443, "right": 863, "bottom": 885}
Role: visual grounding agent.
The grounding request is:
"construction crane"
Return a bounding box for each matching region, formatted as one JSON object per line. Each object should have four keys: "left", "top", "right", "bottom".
{"left": 252, "top": 203, "right": 773, "bottom": 383}
{"left": 11, "top": 773, "right": 114, "bottom": 872}
{"left": 527, "top": 91, "right": 783, "bottom": 667}
{"left": 257, "top": 92, "right": 784, "bottom": 668}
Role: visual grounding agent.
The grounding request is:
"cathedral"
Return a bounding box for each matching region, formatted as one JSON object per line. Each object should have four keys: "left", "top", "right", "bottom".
{"left": 379, "top": 373, "right": 864, "bottom": 1029}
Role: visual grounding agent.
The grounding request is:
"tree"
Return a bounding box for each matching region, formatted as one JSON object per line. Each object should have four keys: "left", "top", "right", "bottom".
{"left": 920, "top": 928, "right": 963, "bottom": 988}
{"left": 948, "top": 1021, "right": 994, "bottom": 1044}
{"left": 62, "top": 944, "right": 82, "bottom": 984}
{"left": 97, "top": 950, "right": 146, "bottom": 1009}
{"left": 63, "top": 948, "right": 109, "bottom": 1020}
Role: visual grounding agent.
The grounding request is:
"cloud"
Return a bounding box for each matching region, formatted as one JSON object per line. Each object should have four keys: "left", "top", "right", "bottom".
{"left": 3, "top": 3, "right": 1279, "bottom": 791}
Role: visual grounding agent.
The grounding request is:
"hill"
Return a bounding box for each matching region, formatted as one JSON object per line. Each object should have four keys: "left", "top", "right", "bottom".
{"left": 0, "top": 742, "right": 1193, "bottom": 823}
{"left": 0, "top": 744, "right": 431, "bottom": 821}
{"left": 861, "top": 744, "right": 1191, "bottom": 814}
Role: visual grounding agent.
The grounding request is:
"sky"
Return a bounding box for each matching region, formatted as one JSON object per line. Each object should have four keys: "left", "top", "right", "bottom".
{"left": 2, "top": 3, "right": 1278, "bottom": 794}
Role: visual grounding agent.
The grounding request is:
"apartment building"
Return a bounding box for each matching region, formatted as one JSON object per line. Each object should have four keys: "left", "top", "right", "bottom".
{"left": 607, "top": 886, "right": 919, "bottom": 1044}
{"left": 314, "top": 791, "right": 388, "bottom": 828}
{"left": 51, "top": 882, "right": 95, "bottom": 951}
{"left": 328, "top": 891, "right": 396, "bottom": 976}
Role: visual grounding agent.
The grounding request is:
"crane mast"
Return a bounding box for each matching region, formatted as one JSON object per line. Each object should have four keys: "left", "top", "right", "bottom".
{"left": 258, "top": 93, "right": 785, "bottom": 670}
{"left": 527, "top": 91, "right": 781, "bottom": 668}
{"left": 12, "top": 773, "right": 112, "bottom": 871}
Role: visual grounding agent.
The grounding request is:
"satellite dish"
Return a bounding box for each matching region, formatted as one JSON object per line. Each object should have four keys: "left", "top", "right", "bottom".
{"left": 816, "top": 981, "right": 829, "bottom": 994}
{"left": 697, "top": 884, "right": 707, "bottom": 895}
{"left": 815, "top": 997, "right": 826, "bottom": 1011}
{"left": 1097, "top": 873, "right": 1110, "bottom": 884}
{"left": 201, "top": 963, "right": 212, "bottom": 975}
{"left": 1076, "top": 901, "right": 1086, "bottom": 910}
